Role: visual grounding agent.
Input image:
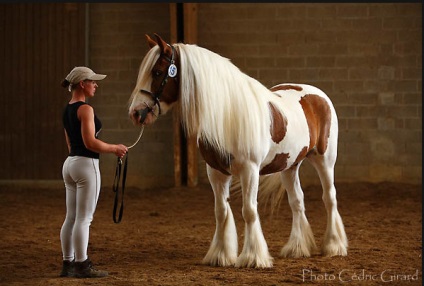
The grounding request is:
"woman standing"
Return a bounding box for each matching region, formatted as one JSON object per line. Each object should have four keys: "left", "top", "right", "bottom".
{"left": 60, "top": 66, "right": 128, "bottom": 278}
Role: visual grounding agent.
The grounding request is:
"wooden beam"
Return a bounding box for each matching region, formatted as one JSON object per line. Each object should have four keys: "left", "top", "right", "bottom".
{"left": 169, "top": 3, "right": 198, "bottom": 188}
{"left": 183, "top": 3, "right": 198, "bottom": 44}
{"left": 169, "top": 3, "right": 177, "bottom": 43}
{"left": 183, "top": 3, "right": 198, "bottom": 187}
{"left": 169, "top": 3, "right": 181, "bottom": 187}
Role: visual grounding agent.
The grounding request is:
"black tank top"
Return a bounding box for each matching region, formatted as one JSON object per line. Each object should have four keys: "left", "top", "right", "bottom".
{"left": 63, "top": 102, "right": 102, "bottom": 159}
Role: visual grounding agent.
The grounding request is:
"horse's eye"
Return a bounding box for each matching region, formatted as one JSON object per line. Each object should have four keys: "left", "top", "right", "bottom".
{"left": 153, "top": 70, "right": 162, "bottom": 77}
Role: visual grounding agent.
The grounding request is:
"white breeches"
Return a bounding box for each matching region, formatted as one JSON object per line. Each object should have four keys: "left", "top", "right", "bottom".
{"left": 60, "top": 156, "right": 101, "bottom": 262}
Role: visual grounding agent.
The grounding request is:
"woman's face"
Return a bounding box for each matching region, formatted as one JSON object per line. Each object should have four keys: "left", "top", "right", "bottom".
{"left": 82, "top": 80, "right": 98, "bottom": 97}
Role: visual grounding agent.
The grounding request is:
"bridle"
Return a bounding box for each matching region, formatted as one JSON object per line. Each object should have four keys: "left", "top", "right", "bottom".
{"left": 136, "top": 45, "right": 177, "bottom": 123}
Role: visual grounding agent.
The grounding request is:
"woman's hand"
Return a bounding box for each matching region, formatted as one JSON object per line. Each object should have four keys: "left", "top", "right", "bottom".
{"left": 115, "top": 144, "right": 128, "bottom": 158}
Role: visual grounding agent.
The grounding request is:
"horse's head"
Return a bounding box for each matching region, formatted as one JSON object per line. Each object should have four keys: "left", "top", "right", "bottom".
{"left": 129, "top": 33, "right": 180, "bottom": 126}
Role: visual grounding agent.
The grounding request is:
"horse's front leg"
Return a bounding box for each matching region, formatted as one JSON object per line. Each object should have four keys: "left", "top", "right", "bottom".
{"left": 236, "top": 163, "right": 273, "bottom": 268}
{"left": 202, "top": 165, "right": 238, "bottom": 267}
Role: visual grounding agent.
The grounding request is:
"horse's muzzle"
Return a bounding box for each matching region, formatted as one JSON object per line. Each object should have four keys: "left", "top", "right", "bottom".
{"left": 134, "top": 108, "right": 151, "bottom": 124}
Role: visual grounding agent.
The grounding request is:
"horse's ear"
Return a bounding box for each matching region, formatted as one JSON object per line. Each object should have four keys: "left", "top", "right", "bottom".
{"left": 146, "top": 34, "right": 157, "bottom": 48}
{"left": 153, "top": 33, "right": 171, "bottom": 55}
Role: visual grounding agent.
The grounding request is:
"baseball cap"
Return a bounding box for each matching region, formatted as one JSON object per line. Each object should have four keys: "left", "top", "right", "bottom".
{"left": 65, "top": 66, "right": 106, "bottom": 83}
{"left": 62, "top": 66, "right": 106, "bottom": 91}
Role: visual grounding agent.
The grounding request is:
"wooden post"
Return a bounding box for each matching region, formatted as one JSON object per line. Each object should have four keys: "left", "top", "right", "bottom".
{"left": 169, "top": 3, "right": 182, "bottom": 187}
{"left": 183, "top": 4, "right": 198, "bottom": 187}
{"left": 169, "top": 3, "right": 198, "bottom": 188}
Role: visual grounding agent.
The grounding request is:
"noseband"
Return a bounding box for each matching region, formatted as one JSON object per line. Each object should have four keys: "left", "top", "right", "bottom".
{"left": 137, "top": 45, "right": 177, "bottom": 122}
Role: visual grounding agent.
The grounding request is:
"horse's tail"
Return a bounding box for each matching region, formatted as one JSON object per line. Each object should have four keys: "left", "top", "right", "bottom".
{"left": 230, "top": 173, "right": 286, "bottom": 215}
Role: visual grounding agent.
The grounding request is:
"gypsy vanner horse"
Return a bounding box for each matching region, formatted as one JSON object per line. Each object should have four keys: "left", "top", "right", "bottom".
{"left": 128, "top": 34, "right": 347, "bottom": 268}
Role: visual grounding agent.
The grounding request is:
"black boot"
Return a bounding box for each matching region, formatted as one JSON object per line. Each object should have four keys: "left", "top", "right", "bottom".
{"left": 73, "top": 258, "right": 108, "bottom": 278}
{"left": 59, "top": 260, "right": 74, "bottom": 277}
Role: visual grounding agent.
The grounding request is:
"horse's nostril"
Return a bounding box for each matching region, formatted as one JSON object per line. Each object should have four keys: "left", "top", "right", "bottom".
{"left": 138, "top": 108, "right": 151, "bottom": 123}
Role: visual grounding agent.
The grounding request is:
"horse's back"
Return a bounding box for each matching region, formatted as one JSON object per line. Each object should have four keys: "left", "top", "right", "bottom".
{"left": 269, "top": 83, "right": 338, "bottom": 157}
{"left": 270, "top": 83, "right": 337, "bottom": 125}
{"left": 271, "top": 83, "right": 335, "bottom": 109}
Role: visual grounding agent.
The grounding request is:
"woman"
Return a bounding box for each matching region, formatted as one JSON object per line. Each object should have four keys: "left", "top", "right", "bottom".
{"left": 60, "top": 66, "right": 128, "bottom": 278}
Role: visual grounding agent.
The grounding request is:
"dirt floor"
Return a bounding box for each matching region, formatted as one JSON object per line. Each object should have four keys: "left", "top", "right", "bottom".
{"left": 0, "top": 181, "right": 421, "bottom": 286}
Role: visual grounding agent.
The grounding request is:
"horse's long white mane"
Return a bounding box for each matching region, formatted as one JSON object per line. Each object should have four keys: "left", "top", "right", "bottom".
{"left": 177, "top": 44, "right": 274, "bottom": 156}
{"left": 136, "top": 43, "right": 275, "bottom": 157}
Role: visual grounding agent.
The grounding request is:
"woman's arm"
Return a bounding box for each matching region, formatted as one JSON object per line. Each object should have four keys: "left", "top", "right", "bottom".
{"left": 78, "top": 104, "right": 127, "bottom": 157}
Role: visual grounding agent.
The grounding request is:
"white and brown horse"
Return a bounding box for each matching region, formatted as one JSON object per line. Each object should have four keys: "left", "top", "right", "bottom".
{"left": 128, "top": 34, "right": 347, "bottom": 268}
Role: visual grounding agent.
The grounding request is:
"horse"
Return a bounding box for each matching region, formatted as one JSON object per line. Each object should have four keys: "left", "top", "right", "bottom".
{"left": 128, "top": 33, "right": 348, "bottom": 268}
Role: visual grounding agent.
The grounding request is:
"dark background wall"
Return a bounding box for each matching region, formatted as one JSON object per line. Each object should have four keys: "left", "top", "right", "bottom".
{"left": 0, "top": 3, "right": 86, "bottom": 181}
{"left": 0, "top": 3, "right": 421, "bottom": 188}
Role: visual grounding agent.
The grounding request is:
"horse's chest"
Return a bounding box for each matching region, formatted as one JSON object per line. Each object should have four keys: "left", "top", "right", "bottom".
{"left": 198, "top": 139, "right": 232, "bottom": 176}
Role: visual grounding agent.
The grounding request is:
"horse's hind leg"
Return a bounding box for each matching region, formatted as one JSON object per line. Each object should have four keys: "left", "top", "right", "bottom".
{"left": 280, "top": 164, "right": 317, "bottom": 258}
{"left": 307, "top": 150, "right": 348, "bottom": 257}
{"left": 202, "top": 165, "right": 238, "bottom": 266}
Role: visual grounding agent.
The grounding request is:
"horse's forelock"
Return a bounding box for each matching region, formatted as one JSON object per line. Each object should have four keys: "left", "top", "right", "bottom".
{"left": 137, "top": 45, "right": 161, "bottom": 88}
{"left": 129, "top": 46, "right": 161, "bottom": 106}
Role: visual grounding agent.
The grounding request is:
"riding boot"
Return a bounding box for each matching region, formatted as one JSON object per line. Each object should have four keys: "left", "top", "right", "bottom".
{"left": 73, "top": 258, "right": 108, "bottom": 278}
{"left": 59, "top": 260, "right": 74, "bottom": 277}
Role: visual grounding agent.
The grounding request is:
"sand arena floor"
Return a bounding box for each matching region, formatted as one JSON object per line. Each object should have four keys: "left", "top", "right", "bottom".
{"left": 0, "top": 181, "right": 421, "bottom": 285}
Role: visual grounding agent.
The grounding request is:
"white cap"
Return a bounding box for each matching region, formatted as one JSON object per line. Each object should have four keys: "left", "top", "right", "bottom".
{"left": 65, "top": 66, "right": 107, "bottom": 84}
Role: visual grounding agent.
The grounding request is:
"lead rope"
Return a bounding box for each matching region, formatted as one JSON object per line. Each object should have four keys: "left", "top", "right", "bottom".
{"left": 113, "top": 126, "right": 144, "bottom": 223}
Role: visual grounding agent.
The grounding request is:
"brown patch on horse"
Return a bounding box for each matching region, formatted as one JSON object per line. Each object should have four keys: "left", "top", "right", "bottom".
{"left": 270, "top": 84, "right": 303, "bottom": 92}
{"left": 259, "top": 152, "right": 290, "bottom": 175}
{"left": 293, "top": 146, "right": 308, "bottom": 166}
{"left": 299, "top": 94, "right": 332, "bottom": 155}
{"left": 268, "top": 102, "right": 287, "bottom": 144}
{"left": 198, "top": 139, "right": 232, "bottom": 176}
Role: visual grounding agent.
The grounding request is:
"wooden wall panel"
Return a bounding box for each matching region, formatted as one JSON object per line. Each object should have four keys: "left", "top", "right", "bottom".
{"left": 0, "top": 3, "right": 86, "bottom": 180}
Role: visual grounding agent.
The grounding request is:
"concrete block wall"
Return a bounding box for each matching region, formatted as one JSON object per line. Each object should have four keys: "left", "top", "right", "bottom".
{"left": 197, "top": 3, "right": 422, "bottom": 186}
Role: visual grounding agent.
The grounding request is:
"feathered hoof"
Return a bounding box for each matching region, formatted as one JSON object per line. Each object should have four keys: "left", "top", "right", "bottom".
{"left": 280, "top": 241, "right": 315, "bottom": 258}
{"left": 202, "top": 253, "right": 237, "bottom": 267}
{"left": 321, "top": 243, "right": 348, "bottom": 257}
{"left": 235, "top": 253, "right": 274, "bottom": 268}
{"left": 321, "top": 233, "right": 348, "bottom": 257}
